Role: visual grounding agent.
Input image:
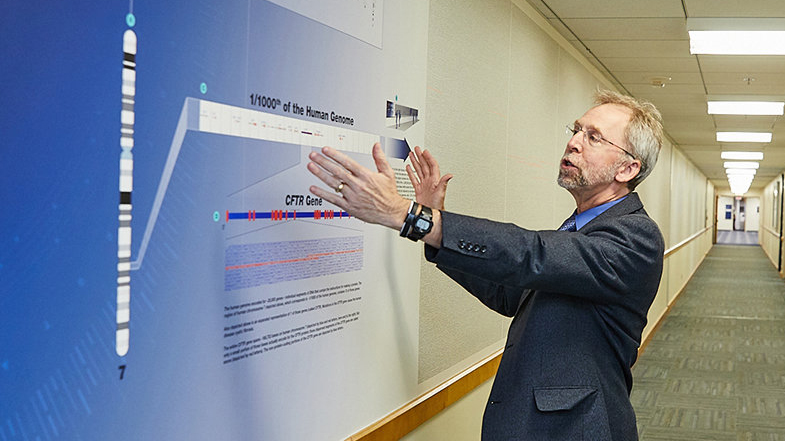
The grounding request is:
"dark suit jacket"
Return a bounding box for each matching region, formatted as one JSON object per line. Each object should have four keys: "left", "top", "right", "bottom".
{"left": 425, "top": 193, "right": 664, "bottom": 440}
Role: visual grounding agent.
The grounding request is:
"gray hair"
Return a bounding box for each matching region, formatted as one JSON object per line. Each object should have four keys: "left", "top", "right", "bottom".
{"left": 594, "top": 90, "right": 663, "bottom": 190}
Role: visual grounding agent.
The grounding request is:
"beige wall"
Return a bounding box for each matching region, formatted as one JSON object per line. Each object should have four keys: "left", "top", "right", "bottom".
{"left": 760, "top": 176, "right": 783, "bottom": 271}
{"left": 642, "top": 145, "right": 713, "bottom": 345}
{"left": 417, "top": 0, "right": 613, "bottom": 389}
{"left": 404, "top": 1, "right": 714, "bottom": 439}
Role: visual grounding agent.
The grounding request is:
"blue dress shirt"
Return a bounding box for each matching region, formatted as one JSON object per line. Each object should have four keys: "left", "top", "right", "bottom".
{"left": 575, "top": 196, "right": 627, "bottom": 231}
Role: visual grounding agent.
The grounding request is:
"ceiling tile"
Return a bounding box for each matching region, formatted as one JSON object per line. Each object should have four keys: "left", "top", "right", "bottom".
{"left": 649, "top": 94, "right": 708, "bottom": 115}
{"left": 685, "top": 0, "right": 785, "bottom": 17}
{"left": 699, "top": 55, "right": 785, "bottom": 73}
{"left": 677, "top": 143, "right": 719, "bottom": 150}
{"left": 613, "top": 71, "right": 703, "bottom": 85}
{"left": 668, "top": 130, "right": 715, "bottom": 146}
{"left": 626, "top": 83, "right": 706, "bottom": 96}
{"left": 707, "top": 84, "right": 785, "bottom": 96}
{"left": 601, "top": 57, "right": 699, "bottom": 72}
{"left": 702, "top": 71, "right": 785, "bottom": 87}
{"left": 585, "top": 40, "right": 691, "bottom": 58}
{"left": 712, "top": 115, "right": 778, "bottom": 131}
{"left": 543, "top": 0, "right": 684, "bottom": 18}
{"left": 662, "top": 114, "right": 715, "bottom": 129}
{"left": 562, "top": 18, "right": 688, "bottom": 40}
{"left": 771, "top": 123, "right": 785, "bottom": 135}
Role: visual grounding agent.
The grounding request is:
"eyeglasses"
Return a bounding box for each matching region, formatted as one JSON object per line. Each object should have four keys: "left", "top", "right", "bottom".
{"left": 566, "top": 124, "right": 636, "bottom": 160}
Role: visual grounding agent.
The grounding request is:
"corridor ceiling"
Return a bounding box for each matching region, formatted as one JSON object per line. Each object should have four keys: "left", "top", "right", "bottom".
{"left": 525, "top": 0, "right": 785, "bottom": 193}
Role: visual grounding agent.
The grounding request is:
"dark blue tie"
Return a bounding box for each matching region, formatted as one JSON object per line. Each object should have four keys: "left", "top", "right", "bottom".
{"left": 558, "top": 213, "right": 577, "bottom": 232}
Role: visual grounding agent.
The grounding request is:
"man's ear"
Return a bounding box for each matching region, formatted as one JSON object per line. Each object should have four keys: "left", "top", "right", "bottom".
{"left": 615, "top": 160, "right": 641, "bottom": 184}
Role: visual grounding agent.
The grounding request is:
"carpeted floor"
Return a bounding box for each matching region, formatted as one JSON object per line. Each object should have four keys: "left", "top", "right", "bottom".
{"left": 631, "top": 245, "right": 785, "bottom": 440}
{"left": 716, "top": 230, "right": 759, "bottom": 246}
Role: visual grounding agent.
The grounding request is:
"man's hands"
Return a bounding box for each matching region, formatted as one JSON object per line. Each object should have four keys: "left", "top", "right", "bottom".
{"left": 307, "top": 143, "right": 445, "bottom": 248}
{"left": 307, "top": 143, "right": 410, "bottom": 230}
{"left": 406, "top": 146, "right": 452, "bottom": 210}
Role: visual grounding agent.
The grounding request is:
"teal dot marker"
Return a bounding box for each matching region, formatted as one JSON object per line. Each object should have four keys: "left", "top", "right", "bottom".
{"left": 213, "top": 211, "right": 220, "bottom": 222}
{"left": 126, "top": 13, "right": 136, "bottom": 27}
{"left": 200, "top": 83, "right": 208, "bottom": 94}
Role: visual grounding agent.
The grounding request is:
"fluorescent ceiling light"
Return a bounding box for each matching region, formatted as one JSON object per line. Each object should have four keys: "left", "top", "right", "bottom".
{"left": 726, "top": 168, "right": 757, "bottom": 175}
{"left": 689, "top": 30, "right": 785, "bottom": 55}
{"left": 717, "top": 132, "right": 772, "bottom": 143}
{"left": 724, "top": 161, "right": 759, "bottom": 169}
{"left": 730, "top": 185, "right": 751, "bottom": 196}
{"left": 721, "top": 151, "right": 764, "bottom": 160}
{"left": 708, "top": 101, "right": 784, "bottom": 115}
{"left": 729, "top": 177, "right": 752, "bottom": 184}
{"left": 728, "top": 175, "right": 754, "bottom": 184}
{"left": 729, "top": 183, "right": 753, "bottom": 194}
{"left": 728, "top": 175, "right": 753, "bottom": 195}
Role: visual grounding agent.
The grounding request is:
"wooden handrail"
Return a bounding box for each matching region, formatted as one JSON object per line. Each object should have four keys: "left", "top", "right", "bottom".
{"left": 347, "top": 349, "right": 503, "bottom": 440}
{"left": 664, "top": 226, "right": 711, "bottom": 258}
{"left": 762, "top": 225, "right": 781, "bottom": 240}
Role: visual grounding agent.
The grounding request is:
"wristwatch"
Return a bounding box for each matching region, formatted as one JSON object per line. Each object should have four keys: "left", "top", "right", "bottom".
{"left": 400, "top": 202, "right": 433, "bottom": 242}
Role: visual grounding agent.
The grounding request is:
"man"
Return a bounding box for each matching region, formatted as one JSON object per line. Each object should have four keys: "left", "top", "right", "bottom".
{"left": 307, "top": 90, "right": 664, "bottom": 440}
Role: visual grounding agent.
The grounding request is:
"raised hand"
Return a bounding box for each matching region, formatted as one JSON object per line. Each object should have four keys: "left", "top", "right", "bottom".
{"left": 406, "top": 146, "right": 453, "bottom": 210}
{"left": 307, "top": 143, "right": 410, "bottom": 230}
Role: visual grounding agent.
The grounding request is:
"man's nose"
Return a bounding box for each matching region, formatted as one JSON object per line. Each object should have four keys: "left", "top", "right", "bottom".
{"left": 566, "top": 131, "right": 583, "bottom": 152}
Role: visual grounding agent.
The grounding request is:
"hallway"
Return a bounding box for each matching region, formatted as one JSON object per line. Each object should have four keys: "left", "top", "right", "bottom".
{"left": 632, "top": 245, "right": 785, "bottom": 440}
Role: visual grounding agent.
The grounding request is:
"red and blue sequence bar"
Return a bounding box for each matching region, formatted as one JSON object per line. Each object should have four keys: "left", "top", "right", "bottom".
{"left": 226, "top": 210, "right": 351, "bottom": 221}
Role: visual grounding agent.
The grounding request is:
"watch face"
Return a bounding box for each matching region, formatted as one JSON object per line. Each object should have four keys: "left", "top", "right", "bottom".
{"left": 415, "top": 218, "right": 431, "bottom": 229}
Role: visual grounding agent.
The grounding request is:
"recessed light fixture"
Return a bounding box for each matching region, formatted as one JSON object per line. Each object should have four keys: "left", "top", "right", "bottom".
{"left": 726, "top": 174, "right": 756, "bottom": 191}
{"left": 728, "top": 174, "right": 754, "bottom": 195}
{"left": 721, "top": 151, "right": 764, "bottom": 160}
{"left": 724, "top": 161, "right": 759, "bottom": 169}
{"left": 728, "top": 175, "right": 754, "bottom": 183}
{"left": 689, "top": 30, "right": 785, "bottom": 55}
{"left": 717, "top": 132, "right": 772, "bottom": 143}
{"left": 726, "top": 168, "right": 757, "bottom": 175}
{"left": 687, "top": 18, "right": 785, "bottom": 55}
{"left": 708, "top": 101, "right": 784, "bottom": 115}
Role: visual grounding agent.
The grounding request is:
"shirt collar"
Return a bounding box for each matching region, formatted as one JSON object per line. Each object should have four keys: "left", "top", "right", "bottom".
{"left": 575, "top": 196, "right": 627, "bottom": 230}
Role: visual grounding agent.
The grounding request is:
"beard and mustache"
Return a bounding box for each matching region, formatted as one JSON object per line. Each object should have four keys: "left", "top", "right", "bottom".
{"left": 557, "top": 154, "right": 627, "bottom": 190}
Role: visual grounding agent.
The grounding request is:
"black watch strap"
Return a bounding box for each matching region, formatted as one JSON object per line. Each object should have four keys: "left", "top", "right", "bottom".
{"left": 399, "top": 202, "right": 433, "bottom": 242}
